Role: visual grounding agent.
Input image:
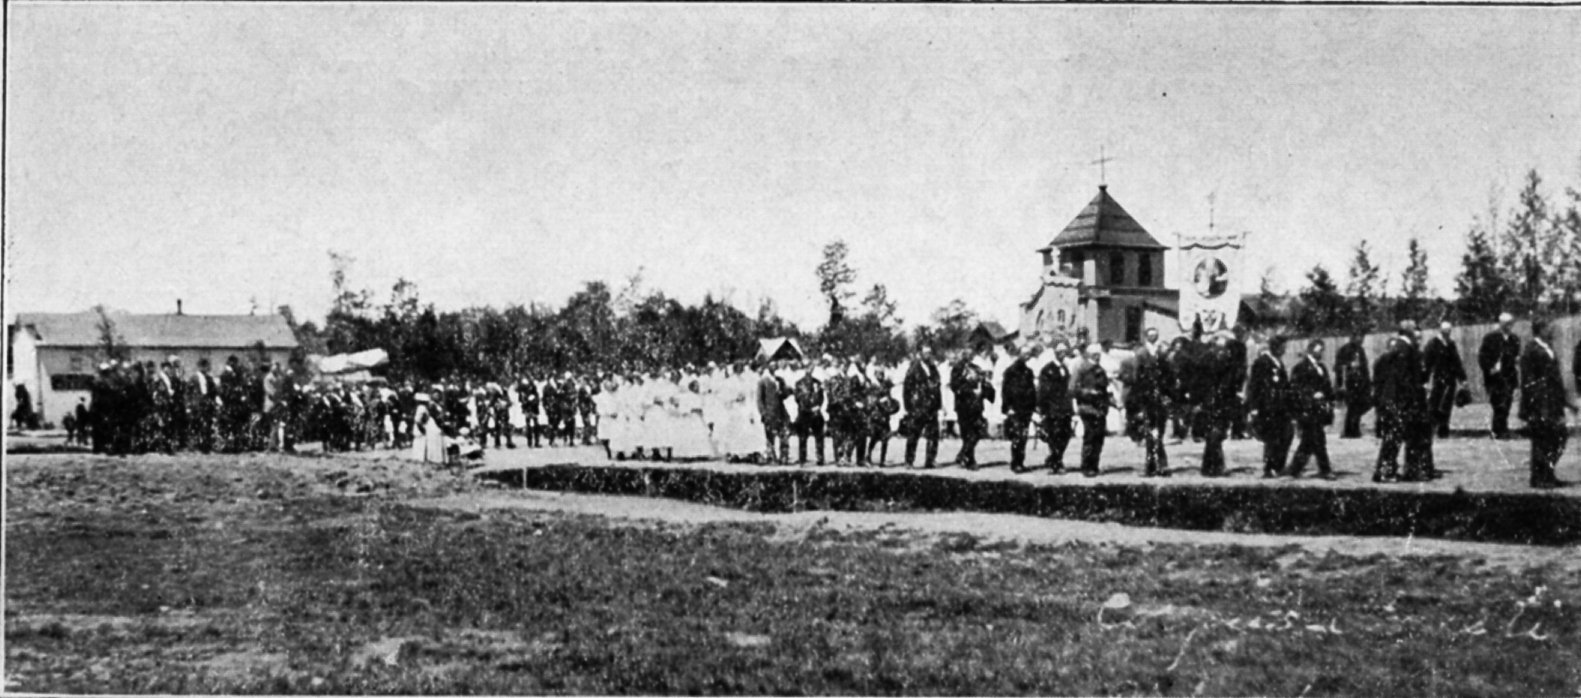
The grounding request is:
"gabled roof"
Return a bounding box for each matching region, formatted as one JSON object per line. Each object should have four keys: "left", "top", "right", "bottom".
{"left": 756, "top": 337, "right": 804, "bottom": 362}
{"left": 12, "top": 311, "right": 299, "bottom": 349}
{"left": 1042, "top": 185, "right": 1167, "bottom": 251}
{"left": 971, "top": 321, "right": 1017, "bottom": 343}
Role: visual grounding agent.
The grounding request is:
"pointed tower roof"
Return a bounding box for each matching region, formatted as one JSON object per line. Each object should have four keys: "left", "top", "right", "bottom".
{"left": 1040, "top": 185, "right": 1167, "bottom": 251}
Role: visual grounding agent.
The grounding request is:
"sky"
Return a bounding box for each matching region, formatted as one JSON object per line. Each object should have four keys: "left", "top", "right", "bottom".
{"left": 6, "top": 5, "right": 1580, "bottom": 330}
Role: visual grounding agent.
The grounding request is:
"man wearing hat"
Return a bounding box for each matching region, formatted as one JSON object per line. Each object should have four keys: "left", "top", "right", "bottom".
{"left": 950, "top": 347, "right": 994, "bottom": 470}
{"left": 1478, "top": 313, "right": 1523, "bottom": 439}
{"left": 1423, "top": 321, "right": 1468, "bottom": 439}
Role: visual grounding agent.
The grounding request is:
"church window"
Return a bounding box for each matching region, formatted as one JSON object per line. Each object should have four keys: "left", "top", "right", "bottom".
{"left": 1110, "top": 253, "right": 1126, "bottom": 286}
{"left": 1138, "top": 254, "right": 1154, "bottom": 286}
{"left": 1125, "top": 307, "right": 1143, "bottom": 343}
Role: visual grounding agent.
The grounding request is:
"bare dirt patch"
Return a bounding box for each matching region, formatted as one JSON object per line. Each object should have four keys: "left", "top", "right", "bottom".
{"left": 409, "top": 489, "right": 1581, "bottom": 573}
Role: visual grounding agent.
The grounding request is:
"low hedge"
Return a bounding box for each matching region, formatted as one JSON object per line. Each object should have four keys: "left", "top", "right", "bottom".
{"left": 479, "top": 465, "right": 1581, "bottom": 546}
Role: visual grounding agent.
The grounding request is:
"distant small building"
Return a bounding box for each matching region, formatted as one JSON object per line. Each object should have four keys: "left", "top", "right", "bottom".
{"left": 7, "top": 310, "right": 299, "bottom": 421}
{"left": 756, "top": 337, "right": 805, "bottom": 363}
{"left": 968, "top": 321, "right": 1018, "bottom": 352}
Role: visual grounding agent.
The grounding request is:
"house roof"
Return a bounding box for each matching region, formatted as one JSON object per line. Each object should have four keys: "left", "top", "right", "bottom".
{"left": 756, "top": 337, "right": 804, "bottom": 361}
{"left": 971, "top": 321, "right": 1017, "bottom": 343}
{"left": 12, "top": 311, "right": 299, "bottom": 349}
{"left": 1042, "top": 185, "right": 1167, "bottom": 251}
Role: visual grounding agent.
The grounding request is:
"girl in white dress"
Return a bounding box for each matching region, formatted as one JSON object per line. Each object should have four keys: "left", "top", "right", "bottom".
{"left": 671, "top": 377, "right": 717, "bottom": 460}
{"left": 409, "top": 393, "right": 448, "bottom": 465}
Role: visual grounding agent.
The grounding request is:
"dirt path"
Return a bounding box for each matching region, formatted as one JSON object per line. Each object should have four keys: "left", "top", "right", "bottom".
{"left": 413, "top": 488, "right": 1581, "bottom": 573}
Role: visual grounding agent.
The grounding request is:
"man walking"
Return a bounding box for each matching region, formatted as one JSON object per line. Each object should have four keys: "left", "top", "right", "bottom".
{"left": 1246, "top": 334, "right": 1294, "bottom": 478}
{"left": 1520, "top": 318, "right": 1574, "bottom": 488}
{"left": 1334, "top": 331, "right": 1373, "bottom": 438}
{"left": 1073, "top": 343, "right": 1112, "bottom": 477}
{"left": 1000, "top": 345, "right": 1037, "bottom": 473}
{"left": 1479, "top": 313, "right": 1522, "bottom": 439}
{"left": 1037, "top": 341, "right": 1076, "bottom": 473}
{"left": 1286, "top": 339, "right": 1336, "bottom": 479}
{"left": 793, "top": 361, "right": 827, "bottom": 466}
{"left": 950, "top": 349, "right": 993, "bottom": 470}
{"left": 902, "top": 347, "right": 943, "bottom": 469}
{"left": 1424, "top": 321, "right": 1467, "bottom": 438}
{"left": 1125, "top": 339, "right": 1173, "bottom": 477}
{"left": 757, "top": 362, "right": 790, "bottom": 464}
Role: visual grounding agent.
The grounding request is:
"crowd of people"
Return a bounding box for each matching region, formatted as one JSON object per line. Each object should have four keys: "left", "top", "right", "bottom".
{"left": 38, "top": 311, "right": 1575, "bottom": 489}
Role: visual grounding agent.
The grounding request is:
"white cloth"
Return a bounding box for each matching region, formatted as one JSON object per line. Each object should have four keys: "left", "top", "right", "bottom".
{"left": 670, "top": 391, "right": 716, "bottom": 458}
{"left": 409, "top": 404, "right": 447, "bottom": 463}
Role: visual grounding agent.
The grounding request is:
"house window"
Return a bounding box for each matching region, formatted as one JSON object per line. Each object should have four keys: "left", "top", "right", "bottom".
{"left": 69, "top": 355, "right": 85, "bottom": 372}
{"left": 1110, "top": 253, "right": 1126, "bottom": 286}
{"left": 1138, "top": 254, "right": 1154, "bottom": 287}
{"left": 1125, "top": 307, "right": 1143, "bottom": 343}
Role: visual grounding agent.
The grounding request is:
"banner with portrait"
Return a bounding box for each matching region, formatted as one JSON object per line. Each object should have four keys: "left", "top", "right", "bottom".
{"left": 1177, "top": 232, "right": 1246, "bottom": 333}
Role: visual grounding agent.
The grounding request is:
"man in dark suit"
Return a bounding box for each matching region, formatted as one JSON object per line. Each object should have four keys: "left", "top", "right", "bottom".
{"left": 950, "top": 349, "right": 994, "bottom": 470}
{"left": 1520, "top": 318, "right": 1574, "bottom": 488}
{"left": 1001, "top": 345, "right": 1038, "bottom": 473}
{"left": 1246, "top": 334, "right": 1294, "bottom": 478}
{"left": 757, "top": 362, "right": 790, "bottom": 464}
{"left": 1200, "top": 333, "right": 1239, "bottom": 477}
{"left": 1479, "top": 313, "right": 1523, "bottom": 439}
{"left": 1037, "top": 341, "right": 1076, "bottom": 473}
{"left": 1374, "top": 321, "right": 1433, "bottom": 482}
{"left": 902, "top": 347, "right": 943, "bottom": 468}
{"left": 1125, "top": 340, "right": 1173, "bottom": 477}
{"left": 1227, "top": 327, "right": 1250, "bottom": 439}
{"left": 1424, "top": 321, "right": 1468, "bottom": 438}
{"left": 1073, "top": 343, "right": 1113, "bottom": 477}
{"left": 1286, "top": 339, "right": 1335, "bottom": 479}
{"left": 793, "top": 361, "right": 827, "bottom": 466}
{"left": 1334, "top": 331, "right": 1372, "bottom": 438}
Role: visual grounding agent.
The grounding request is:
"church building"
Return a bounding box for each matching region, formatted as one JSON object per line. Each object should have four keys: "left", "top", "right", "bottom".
{"left": 1019, "top": 185, "right": 1182, "bottom": 345}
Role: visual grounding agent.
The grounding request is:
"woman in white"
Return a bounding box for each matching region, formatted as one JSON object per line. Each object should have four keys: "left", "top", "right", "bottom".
{"left": 671, "top": 376, "right": 717, "bottom": 460}
{"left": 409, "top": 392, "right": 448, "bottom": 464}
{"left": 712, "top": 364, "right": 760, "bottom": 459}
{"left": 596, "top": 375, "right": 621, "bottom": 460}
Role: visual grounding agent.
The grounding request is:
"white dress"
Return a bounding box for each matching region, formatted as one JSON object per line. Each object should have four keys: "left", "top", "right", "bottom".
{"left": 713, "top": 375, "right": 759, "bottom": 456}
{"left": 670, "top": 391, "right": 716, "bottom": 458}
{"left": 409, "top": 404, "right": 447, "bottom": 463}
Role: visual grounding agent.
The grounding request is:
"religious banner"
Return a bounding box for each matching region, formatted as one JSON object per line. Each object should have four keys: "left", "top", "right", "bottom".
{"left": 1176, "top": 232, "right": 1247, "bottom": 333}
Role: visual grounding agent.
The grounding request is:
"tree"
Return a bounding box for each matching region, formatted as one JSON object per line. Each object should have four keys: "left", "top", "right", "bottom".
{"left": 816, "top": 240, "right": 857, "bottom": 326}
{"left": 1295, "top": 265, "right": 1351, "bottom": 335}
{"left": 1345, "top": 241, "right": 1382, "bottom": 330}
{"left": 1397, "top": 236, "right": 1432, "bottom": 321}
{"left": 1556, "top": 183, "right": 1581, "bottom": 315}
{"left": 913, "top": 299, "right": 977, "bottom": 354}
{"left": 1499, "top": 169, "right": 1553, "bottom": 314}
{"left": 1455, "top": 217, "right": 1513, "bottom": 323}
{"left": 861, "top": 283, "right": 900, "bottom": 329}
{"left": 93, "top": 305, "right": 129, "bottom": 362}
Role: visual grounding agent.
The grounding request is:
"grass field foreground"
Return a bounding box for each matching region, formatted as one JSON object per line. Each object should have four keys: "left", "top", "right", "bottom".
{"left": 4, "top": 453, "right": 1580, "bottom": 696}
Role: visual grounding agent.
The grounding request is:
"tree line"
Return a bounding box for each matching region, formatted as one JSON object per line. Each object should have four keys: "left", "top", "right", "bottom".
{"left": 1260, "top": 165, "right": 1581, "bottom": 335}
{"left": 283, "top": 244, "right": 984, "bottom": 384}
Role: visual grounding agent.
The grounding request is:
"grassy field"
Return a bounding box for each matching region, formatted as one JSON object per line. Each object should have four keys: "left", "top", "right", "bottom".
{"left": 5, "top": 452, "right": 1580, "bottom": 695}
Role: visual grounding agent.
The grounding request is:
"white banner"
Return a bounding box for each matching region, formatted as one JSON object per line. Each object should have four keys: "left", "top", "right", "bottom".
{"left": 1177, "top": 232, "right": 1247, "bottom": 333}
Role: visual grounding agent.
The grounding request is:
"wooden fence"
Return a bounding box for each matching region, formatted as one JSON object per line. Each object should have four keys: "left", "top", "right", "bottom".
{"left": 1276, "top": 314, "right": 1581, "bottom": 404}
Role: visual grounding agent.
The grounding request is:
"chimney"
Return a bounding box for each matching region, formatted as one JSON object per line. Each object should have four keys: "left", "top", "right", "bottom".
{"left": 176, "top": 299, "right": 184, "bottom": 315}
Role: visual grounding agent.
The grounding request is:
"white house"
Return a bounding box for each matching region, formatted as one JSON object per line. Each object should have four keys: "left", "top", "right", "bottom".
{"left": 8, "top": 310, "right": 299, "bottom": 424}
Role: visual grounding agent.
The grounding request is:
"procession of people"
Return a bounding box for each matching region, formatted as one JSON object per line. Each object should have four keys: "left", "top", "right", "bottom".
{"left": 41, "top": 310, "right": 1577, "bottom": 489}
